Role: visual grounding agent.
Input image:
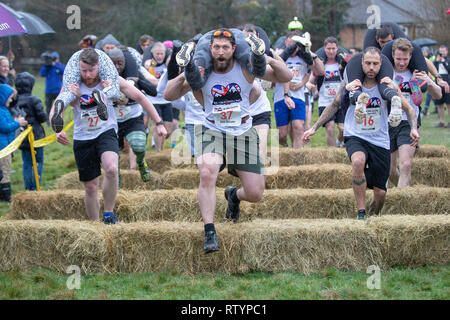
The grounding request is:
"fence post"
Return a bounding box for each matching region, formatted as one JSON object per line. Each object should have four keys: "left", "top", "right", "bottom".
{"left": 27, "top": 125, "right": 40, "bottom": 191}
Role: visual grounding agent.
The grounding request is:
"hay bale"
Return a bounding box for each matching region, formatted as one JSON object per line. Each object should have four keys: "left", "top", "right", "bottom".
{"left": 368, "top": 215, "right": 450, "bottom": 267}
{"left": 9, "top": 187, "right": 450, "bottom": 222}
{"left": 415, "top": 144, "right": 449, "bottom": 158}
{"left": 120, "top": 149, "right": 196, "bottom": 173}
{"left": 410, "top": 158, "right": 450, "bottom": 188}
{"left": 274, "top": 147, "right": 349, "bottom": 166}
{"left": 0, "top": 220, "right": 108, "bottom": 273}
{"left": 1, "top": 216, "right": 447, "bottom": 274}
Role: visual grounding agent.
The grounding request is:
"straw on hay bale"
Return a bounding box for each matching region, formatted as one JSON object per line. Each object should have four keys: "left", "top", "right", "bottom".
{"left": 0, "top": 220, "right": 108, "bottom": 273}
{"left": 120, "top": 149, "right": 196, "bottom": 173}
{"left": 9, "top": 187, "right": 450, "bottom": 222}
{"left": 0, "top": 215, "right": 448, "bottom": 275}
{"left": 410, "top": 158, "right": 450, "bottom": 188}
{"left": 414, "top": 144, "right": 449, "bottom": 158}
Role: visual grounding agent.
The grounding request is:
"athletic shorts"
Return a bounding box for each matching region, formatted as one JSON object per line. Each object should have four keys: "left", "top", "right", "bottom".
{"left": 172, "top": 107, "right": 180, "bottom": 121}
{"left": 73, "top": 128, "right": 119, "bottom": 182}
{"left": 154, "top": 103, "right": 173, "bottom": 122}
{"left": 318, "top": 106, "right": 336, "bottom": 126}
{"left": 274, "top": 97, "right": 306, "bottom": 127}
{"left": 389, "top": 120, "right": 413, "bottom": 153}
{"left": 434, "top": 91, "right": 450, "bottom": 105}
{"left": 252, "top": 111, "right": 272, "bottom": 127}
{"left": 345, "top": 136, "right": 390, "bottom": 191}
{"left": 195, "top": 125, "right": 263, "bottom": 177}
{"left": 118, "top": 114, "right": 146, "bottom": 150}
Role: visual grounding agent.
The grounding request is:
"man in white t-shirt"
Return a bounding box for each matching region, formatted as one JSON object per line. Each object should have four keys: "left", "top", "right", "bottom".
{"left": 164, "top": 29, "right": 292, "bottom": 254}
{"left": 303, "top": 47, "right": 420, "bottom": 220}
{"left": 387, "top": 38, "right": 442, "bottom": 187}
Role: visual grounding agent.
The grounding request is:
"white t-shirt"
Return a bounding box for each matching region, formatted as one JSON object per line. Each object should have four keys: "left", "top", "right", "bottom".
{"left": 318, "top": 62, "right": 341, "bottom": 107}
{"left": 73, "top": 82, "right": 118, "bottom": 141}
{"left": 344, "top": 84, "right": 390, "bottom": 150}
{"left": 115, "top": 102, "right": 143, "bottom": 123}
{"left": 184, "top": 92, "right": 205, "bottom": 125}
{"left": 273, "top": 56, "right": 308, "bottom": 103}
{"left": 250, "top": 78, "right": 271, "bottom": 116}
{"left": 201, "top": 61, "right": 253, "bottom": 136}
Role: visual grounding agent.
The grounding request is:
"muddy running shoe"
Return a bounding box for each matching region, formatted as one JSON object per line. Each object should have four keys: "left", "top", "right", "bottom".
{"left": 138, "top": 160, "right": 151, "bottom": 182}
{"left": 51, "top": 99, "right": 65, "bottom": 133}
{"left": 204, "top": 230, "right": 220, "bottom": 254}
{"left": 92, "top": 89, "right": 108, "bottom": 121}
{"left": 245, "top": 33, "right": 265, "bottom": 56}
{"left": 224, "top": 186, "right": 240, "bottom": 223}
{"left": 354, "top": 93, "right": 369, "bottom": 124}
{"left": 103, "top": 212, "right": 119, "bottom": 224}
{"left": 176, "top": 41, "right": 195, "bottom": 67}
{"left": 357, "top": 209, "right": 366, "bottom": 220}
{"left": 389, "top": 96, "right": 402, "bottom": 127}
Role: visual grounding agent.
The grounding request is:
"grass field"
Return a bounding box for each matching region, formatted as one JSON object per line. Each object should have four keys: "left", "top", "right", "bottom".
{"left": 0, "top": 77, "right": 448, "bottom": 300}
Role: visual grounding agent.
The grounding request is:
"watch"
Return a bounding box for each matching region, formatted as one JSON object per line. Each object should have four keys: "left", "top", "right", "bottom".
{"left": 156, "top": 120, "right": 164, "bottom": 126}
{"left": 313, "top": 55, "right": 319, "bottom": 60}
{"left": 284, "top": 93, "right": 292, "bottom": 98}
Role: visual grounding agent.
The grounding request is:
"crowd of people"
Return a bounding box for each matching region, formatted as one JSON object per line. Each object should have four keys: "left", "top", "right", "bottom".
{"left": 0, "top": 18, "right": 448, "bottom": 254}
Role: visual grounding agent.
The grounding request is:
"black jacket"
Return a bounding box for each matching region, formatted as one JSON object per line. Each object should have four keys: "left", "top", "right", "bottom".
{"left": 14, "top": 72, "right": 47, "bottom": 150}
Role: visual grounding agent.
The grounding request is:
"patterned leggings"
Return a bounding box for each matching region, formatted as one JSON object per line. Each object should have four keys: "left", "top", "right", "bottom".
{"left": 57, "top": 49, "right": 120, "bottom": 107}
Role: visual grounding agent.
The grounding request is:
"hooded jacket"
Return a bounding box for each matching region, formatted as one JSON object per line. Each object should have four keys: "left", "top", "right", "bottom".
{"left": 0, "top": 84, "right": 20, "bottom": 150}
{"left": 14, "top": 72, "right": 47, "bottom": 150}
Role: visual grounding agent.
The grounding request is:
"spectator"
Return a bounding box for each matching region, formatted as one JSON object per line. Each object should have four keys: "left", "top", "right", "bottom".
{"left": 0, "top": 84, "right": 27, "bottom": 202}
{"left": 0, "top": 56, "right": 11, "bottom": 85}
{"left": 15, "top": 72, "right": 48, "bottom": 191}
{"left": 40, "top": 51, "right": 65, "bottom": 124}
{"left": 433, "top": 44, "right": 450, "bottom": 127}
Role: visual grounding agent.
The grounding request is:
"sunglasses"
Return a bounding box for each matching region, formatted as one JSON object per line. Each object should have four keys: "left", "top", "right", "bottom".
{"left": 213, "top": 30, "right": 232, "bottom": 38}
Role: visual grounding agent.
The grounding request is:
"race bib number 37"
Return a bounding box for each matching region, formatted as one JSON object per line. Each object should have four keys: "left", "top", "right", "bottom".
{"left": 81, "top": 109, "right": 103, "bottom": 133}
{"left": 213, "top": 104, "right": 241, "bottom": 127}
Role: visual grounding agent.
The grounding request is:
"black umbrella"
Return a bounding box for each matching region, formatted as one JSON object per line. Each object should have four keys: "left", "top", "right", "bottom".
{"left": 413, "top": 38, "right": 438, "bottom": 48}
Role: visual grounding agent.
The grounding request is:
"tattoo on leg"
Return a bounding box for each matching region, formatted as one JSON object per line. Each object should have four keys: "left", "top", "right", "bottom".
{"left": 352, "top": 175, "right": 366, "bottom": 186}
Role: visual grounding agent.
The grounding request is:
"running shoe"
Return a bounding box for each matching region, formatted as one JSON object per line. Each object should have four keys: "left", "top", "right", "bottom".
{"left": 354, "top": 93, "right": 369, "bottom": 124}
{"left": 138, "top": 160, "right": 151, "bottom": 182}
{"left": 389, "top": 96, "right": 402, "bottom": 127}
{"left": 92, "top": 89, "right": 108, "bottom": 121}
{"left": 204, "top": 230, "right": 220, "bottom": 254}
{"left": 176, "top": 41, "right": 195, "bottom": 67}
{"left": 245, "top": 33, "right": 265, "bottom": 56}
{"left": 224, "top": 186, "right": 240, "bottom": 223}
{"left": 103, "top": 212, "right": 119, "bottom": 224}
{"left": 357, "top": 210, "right": 366, "bottom": 220}
{"left": 51, "top": 99, "right": 65, "bottom": 133}
{"left": 409, "top": 78, "right": 423, "bottom": 107}
{"left": 393, "top": 74, "right": 403, "bottom": 87}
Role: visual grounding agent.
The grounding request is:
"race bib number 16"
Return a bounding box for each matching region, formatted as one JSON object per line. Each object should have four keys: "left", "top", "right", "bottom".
{"left": 357, "top": 107, "right": 381, "bottom": 133}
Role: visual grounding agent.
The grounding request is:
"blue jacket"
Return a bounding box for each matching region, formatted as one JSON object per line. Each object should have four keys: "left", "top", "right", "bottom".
{"left": 40, "top": 61, "right": 65, "bottom": 94}
{"left": 0, "top": 84, "right": 20, "bottom": 150}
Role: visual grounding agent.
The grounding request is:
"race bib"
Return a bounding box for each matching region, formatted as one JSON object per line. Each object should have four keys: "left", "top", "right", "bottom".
{"left": 357, "top": 107, "right": 381, "bottom": 133}
{"left": 324, "top": 82, "right": 340, "bottom": 98}
{"left": 81, "top": 108, "right": 103, "bottom": 133}
{"left": 115, "top": 105, "right": 132, "bottom": 121}
{"left": 212, "top": 104, "right": 241, "bottom": 127}
{"left": 288, "top": 64, "right": 306, "bottom": 84}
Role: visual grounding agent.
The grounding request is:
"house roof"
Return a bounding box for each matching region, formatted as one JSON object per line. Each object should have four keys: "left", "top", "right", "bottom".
{"left": 343, "top": 0, "right": 438, "bottom": 25}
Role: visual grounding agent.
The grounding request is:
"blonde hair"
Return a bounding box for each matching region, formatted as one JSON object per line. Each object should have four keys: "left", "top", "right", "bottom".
{"left": 392, "top": 38, "right": 413, "bottom": 56}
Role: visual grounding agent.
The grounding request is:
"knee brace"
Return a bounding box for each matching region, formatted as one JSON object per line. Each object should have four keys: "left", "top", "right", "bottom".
{"left": 126, "top": 131, "right": 147, "bottom": 154}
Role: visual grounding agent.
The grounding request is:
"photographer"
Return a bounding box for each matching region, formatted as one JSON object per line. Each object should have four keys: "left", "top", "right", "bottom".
{"left": 40, "top": 51, "right": 65, "bottom": 124}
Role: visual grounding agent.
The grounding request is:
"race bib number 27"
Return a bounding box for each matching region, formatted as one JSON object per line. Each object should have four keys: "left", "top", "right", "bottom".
{"left": 81, "top": 109, "right": 103, "bottom": 133}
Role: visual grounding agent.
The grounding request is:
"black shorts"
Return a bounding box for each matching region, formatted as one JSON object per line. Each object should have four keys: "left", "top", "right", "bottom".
{"left": 318, "top": 106, "right": 336, "bottom": 126}
{"left": 345, "top": 136, "right": 390, "bottom": 191}
{"left": 335, "top": 107, "right": 345, "bottom": 124}
{"left": 154, "top": 103, "right": 173, "bottom": 122}
{"left": 172, "top": 107, "right": 180, "bottom": 120}
{"left": 252, "top": 111, "right": 271, "bottom": 127}
{"left": 434, "top": 79, "right": 450, "bottom": 104}
{"left": 389, "top": 120, "right": 413, "bottom": 153}
{"left": 118, "top": 114, "right": 145, "bottom": 150}
{"left": 73, "top": 129, "right": 119, "bottom": 182}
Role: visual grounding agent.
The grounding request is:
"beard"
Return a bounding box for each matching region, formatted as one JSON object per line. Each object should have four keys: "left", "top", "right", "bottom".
{"left": 213, "top": 56, "right": 232, "bottom": 72}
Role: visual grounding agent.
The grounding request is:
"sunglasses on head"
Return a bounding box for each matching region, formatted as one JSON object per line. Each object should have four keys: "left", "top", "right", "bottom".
{"left": 213, "top": 30, "right": 232, "bottom": 38}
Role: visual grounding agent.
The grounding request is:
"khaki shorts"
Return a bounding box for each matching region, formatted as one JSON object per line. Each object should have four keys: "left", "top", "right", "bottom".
{"left": 195, "top": 125, "right": 263, "bottom": 177}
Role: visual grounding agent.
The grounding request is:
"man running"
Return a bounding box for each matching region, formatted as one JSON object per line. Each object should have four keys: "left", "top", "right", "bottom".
{"left": 303, "top": 47, "right": 420, "bottom": 219}
{"left": 387, "top": 38, "right": 442, "bottom": 186}
{"left": 164, "top": 28, "right": 292, "bottom": 253}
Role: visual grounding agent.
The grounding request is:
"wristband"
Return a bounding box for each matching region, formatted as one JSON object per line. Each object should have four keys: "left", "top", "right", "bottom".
{"left": 156, "top": 120, "right": 164, "bottom": 126}
{"left": 284, "top": 93, "right": 292, "bottom": 98}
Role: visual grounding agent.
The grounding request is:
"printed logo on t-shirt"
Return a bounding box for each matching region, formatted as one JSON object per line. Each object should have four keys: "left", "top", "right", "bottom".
{"left": 325, "top": 69, "right": 340, "bottom": 81}
{"left": 79, "top": 94, "right": 98, "bottom": 110}
{"left": 211, "top": 83, "right": 242, "bottom": 105}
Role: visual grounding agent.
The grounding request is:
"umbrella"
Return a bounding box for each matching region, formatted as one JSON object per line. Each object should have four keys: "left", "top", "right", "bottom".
{"left": 413, "top": 38, "right": 438, "bottom": 47}
{"left": 0, "top": 2, "right": 54, "bottom": 35}
{"left": 0, "top": 5, "right": 27, "bottom": 37}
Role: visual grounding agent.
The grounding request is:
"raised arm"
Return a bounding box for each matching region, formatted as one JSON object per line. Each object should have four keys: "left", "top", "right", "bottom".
{"left": 164, "top": 72, "right": 193, "bottom": 101}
